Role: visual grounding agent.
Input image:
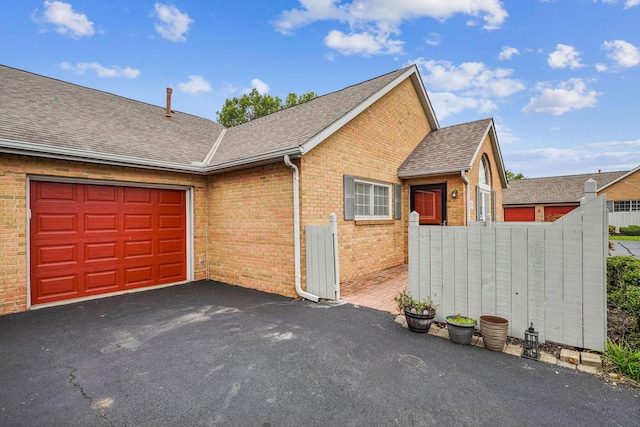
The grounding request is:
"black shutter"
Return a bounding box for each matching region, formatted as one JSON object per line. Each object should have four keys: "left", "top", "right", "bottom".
{"left": 344, "top": 175, "right": 355, "bottom": 220}
{"left": 394, "top": 184, "right": 402, "bottom": 220}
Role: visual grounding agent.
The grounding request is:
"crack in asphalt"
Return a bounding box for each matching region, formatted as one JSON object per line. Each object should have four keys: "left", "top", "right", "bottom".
{"left": 62, "top": 365, "right": 113, "bottom": 426}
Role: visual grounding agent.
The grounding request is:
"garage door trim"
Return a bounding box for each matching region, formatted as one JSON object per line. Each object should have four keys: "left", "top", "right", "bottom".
{"left": 27, "top": 176, "right": 195, "bottom": 308}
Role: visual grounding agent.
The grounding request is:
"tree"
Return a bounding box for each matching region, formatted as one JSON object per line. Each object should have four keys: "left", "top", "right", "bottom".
{"left": 216, "top": 89, "right": 317, "bottom": 127}
{"left": 505, "top": 170, "right": 525, "bottom": 180}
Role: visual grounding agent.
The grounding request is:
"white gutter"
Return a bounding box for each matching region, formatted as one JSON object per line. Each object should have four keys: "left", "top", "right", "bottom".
{"left": 461, "top": 170, "right": 470, "bottom": 224}
{"left": 283, "top": 155, "right": 319, "bottom": 302}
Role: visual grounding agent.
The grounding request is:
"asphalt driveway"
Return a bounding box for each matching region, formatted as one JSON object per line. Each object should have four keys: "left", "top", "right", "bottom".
{"left": 611, "top": 240, "right": 640, "bottom": 259}
{"left": 1, "top": 281, "right": 638, "bottom": 426}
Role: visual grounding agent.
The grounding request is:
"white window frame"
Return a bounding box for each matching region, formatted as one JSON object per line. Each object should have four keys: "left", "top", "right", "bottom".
{"left": 478, "top": 156, "right": 492, "bottom": 221}
{"left": 613, "top": 200, "right": 640, "bottom": 212}
{"left": 354, "top": 179, "right": 392, "bottom": 220}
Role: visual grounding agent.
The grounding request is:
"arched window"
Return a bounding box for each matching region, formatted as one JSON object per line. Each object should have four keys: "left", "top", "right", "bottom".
{"left": 477, "top": 156, "right": 492, "bottom": 221}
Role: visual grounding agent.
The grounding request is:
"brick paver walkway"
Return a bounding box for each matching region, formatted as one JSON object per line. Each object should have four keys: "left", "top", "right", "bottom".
{"left": 340, "top": 264, "right": 408, "bottom": 314}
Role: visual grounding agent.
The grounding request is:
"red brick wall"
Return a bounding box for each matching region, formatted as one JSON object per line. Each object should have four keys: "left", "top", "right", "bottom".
{"left": 0, "top": 154, "right": 208, "bottom": 314}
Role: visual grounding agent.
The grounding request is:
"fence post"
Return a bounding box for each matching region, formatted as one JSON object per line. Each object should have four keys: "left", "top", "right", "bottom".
{"left": 582, "top": 179, "right": 597, "bottom": 204}
{"left": 409, "top": 211, "right": 420, "bottom": 298}
{"left": 329, "top": 213, "right": 340, "bottom": 300}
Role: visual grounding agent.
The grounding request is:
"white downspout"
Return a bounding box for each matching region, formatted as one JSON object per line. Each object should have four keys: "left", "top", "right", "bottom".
{"left": 284, "top": 155, "right": 319, "bottom": 302}
{"left": 461, "top": 170, "right": 470, "bottom": 225}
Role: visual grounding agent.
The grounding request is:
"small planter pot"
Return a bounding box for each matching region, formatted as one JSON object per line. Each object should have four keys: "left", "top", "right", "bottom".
{"left": 445, "top": 316, "right": 476, "bottom": 345}
{"left": 404, "top": 309, "right": 435, "bottom": 333}
{"left": 480, "top": 315, "right": 509, "bottom": 352}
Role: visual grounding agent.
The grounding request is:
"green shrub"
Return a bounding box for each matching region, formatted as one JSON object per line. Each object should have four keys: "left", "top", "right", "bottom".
{"left": 605, "top": 339, "right": 640, "bottom": 383}
{"left": 622, "top": 286, "right": 640, "bottom": 328}
{"left": 619, "top": 225, "right": 640, "bottom": 236}
{"left": 609, "top": 225, "right": 618, "bottom": 235}
{"left": 607, "top": 256, "right": 640, "bottom": 293}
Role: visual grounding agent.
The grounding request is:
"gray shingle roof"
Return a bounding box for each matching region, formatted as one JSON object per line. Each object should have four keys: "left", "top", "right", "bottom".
{"left": 210, "top": 66, "right": 415, "bottom": 167}
{"left": 502, "top": 171, "right": 627, "bottom": 204}
{"left": 398, "top": 118, "right": 492, "bottom": 177}
{"left": 0, "top": 65, "right": 224, "bottom": 166}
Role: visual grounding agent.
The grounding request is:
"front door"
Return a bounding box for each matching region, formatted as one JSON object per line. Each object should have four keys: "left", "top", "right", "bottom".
{"left": 411, "top": 184, "right": 447, "bottom": 225}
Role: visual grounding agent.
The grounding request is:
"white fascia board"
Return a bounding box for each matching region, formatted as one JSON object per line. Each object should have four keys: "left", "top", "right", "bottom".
{"left": 398, "top": 166, "right": 470, "bottom": 179}
{"left": 203, "top": 128, "right": 226, "bottom": 164}
{"left": 300, "top": 66, "right": 438, "bottom": 156}
{"left": 468, "top": 120, "right": 508, "bottom": 188}
{"left": 0, "top": 138, "right": 208, "bottom": 174}
{"left": 203, "top": 147, "right": 303, "bottom": 174}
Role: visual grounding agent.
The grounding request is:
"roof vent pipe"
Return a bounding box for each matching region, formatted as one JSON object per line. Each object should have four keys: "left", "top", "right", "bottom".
{"left": 165, "top": 88, "right": 173, "bottom": 120}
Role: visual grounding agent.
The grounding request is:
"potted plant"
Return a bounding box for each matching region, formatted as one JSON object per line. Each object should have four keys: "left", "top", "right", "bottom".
{"left": 445, "top": 314, "right": 477, "bottom": 345}
{"left": 393, "top": 289, "right": 438, "bottom": 333}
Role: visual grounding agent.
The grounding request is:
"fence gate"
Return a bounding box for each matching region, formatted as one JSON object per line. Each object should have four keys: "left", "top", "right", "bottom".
{"left": 305, "top": 213, "right": 340, "bottom": 300}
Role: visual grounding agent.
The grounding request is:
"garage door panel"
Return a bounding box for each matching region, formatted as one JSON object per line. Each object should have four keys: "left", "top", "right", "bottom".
{"left": 124, "top": 214, "right": 153, "bottom": 231}
{"left": 85, "top": 270, "right": 118, "bottom": 292}
{"left": 36, "top": 214, "right": 77, "bottom": 235}
{"left": 85, "top": 214, "right": 118, "bottom": 232}
{"left": 35, "top": 274, "right": 79, "bottom": 301}
{"left": 158, "top": 262, "right": 185, "bottom": 281}
{"left": 124, "top": 240, "right": 154, "bottom": 258}
{"left": 36, "top": 244, "right": 78, "bottom": 267}
{"left": 504, "top": 207, "right": 535, "bottom": 222}
{"left": 85, "top": 242, "right": 118, "bottom": 262}
{"left": 30, "top": 181, "right": 187, "bottom": 305}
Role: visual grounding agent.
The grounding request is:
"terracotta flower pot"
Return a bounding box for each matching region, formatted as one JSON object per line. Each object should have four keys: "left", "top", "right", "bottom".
{"left": 480, "top": 315, "right": 509, "bottom": 352}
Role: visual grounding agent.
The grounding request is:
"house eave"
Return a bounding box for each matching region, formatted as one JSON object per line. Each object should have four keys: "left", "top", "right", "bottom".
{"left": 203, "top": 147, "right": 303, "bottom": 175}
{"left": 0, "top": 138, "right": 208, "bottom": 174}
{"left": 398, "top": 166, "right": 470, "bottom": 180}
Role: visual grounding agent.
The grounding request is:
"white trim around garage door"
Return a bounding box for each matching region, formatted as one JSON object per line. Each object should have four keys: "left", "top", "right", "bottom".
{"left": 26, "top": 175, "right": 195, "bottom": 309}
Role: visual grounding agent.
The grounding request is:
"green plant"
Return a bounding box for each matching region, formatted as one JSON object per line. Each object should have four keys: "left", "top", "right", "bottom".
{"left": 447, "top": 314, "right": 477, "bottom": 325}
{"left": 609, "top": 225, "right": 618, "bottom": 235}
{"left": 607, "top": 256, "right": 640, "bottom": 293}
{"left": 619, "top": 225, "right": 640, "bottom": 236}
{"left": 605, "top": 339, "right": 640, "bottom": 383}
{"left": 393, "top": 289, "right": 437, "bottom": 315}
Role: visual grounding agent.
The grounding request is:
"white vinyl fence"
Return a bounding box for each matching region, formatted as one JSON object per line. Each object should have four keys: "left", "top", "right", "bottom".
{"left": 609, "top": 211, "right": 640, "bottom": 232}
{"left": 409, "top": 180, "right": 608, "bottom": 351}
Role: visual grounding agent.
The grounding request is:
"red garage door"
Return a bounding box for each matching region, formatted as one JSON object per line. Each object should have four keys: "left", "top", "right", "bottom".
{"left": 30, "top": 181, "right": 187, "bottom": 305}
{"left": 544, "top": 205, "right": 578, "bottom": 222}
{"left": 504, "top": 206, "right": 535, "bottom": 222}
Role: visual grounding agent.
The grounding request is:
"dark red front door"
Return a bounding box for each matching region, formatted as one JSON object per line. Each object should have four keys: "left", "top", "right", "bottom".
{"left": 30, "top": 181, "right": 187, "bottom": 305}
{"left": 414, "top": 189, "right": 442, "bottom": 225}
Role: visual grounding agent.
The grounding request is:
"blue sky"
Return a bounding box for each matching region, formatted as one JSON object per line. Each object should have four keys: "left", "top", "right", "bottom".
{"left": 2, "top": 1, "right": 639, "bottom": 178}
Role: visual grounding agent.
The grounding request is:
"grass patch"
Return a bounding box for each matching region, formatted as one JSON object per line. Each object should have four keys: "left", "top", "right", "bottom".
{"left": 605, "top": 339, "right": 640, "bottom": 383}
{"left": 611, "top": 236, "right": 640, "bottom": 241}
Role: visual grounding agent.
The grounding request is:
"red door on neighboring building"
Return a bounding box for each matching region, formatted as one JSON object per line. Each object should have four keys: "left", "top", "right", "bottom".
{"left": 504, "top": 206, "right": 535, "bottom": 222}
{"left": 30, "top": 181, "right": 187, "bottom": 305}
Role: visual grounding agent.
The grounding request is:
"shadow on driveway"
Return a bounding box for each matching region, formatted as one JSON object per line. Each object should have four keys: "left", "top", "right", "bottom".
{"left": 1, "top": 280, "right": 638, "bottom": 426}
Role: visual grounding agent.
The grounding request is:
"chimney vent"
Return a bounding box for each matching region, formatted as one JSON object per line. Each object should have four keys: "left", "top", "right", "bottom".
{"left": 165, "top": 88, "right": 173, "bottom": 120}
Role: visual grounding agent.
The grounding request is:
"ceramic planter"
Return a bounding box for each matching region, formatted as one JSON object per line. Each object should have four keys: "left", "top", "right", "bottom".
{"left": 445, "top": 316, "right": 477, "bottom": 345}
{"left": 404, "top": 309, "right": 435, "bottom": 333}
{"left": 480, "top": 315, "right": 509, "bottom": 352}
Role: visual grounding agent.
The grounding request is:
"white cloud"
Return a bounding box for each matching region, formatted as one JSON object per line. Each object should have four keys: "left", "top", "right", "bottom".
{"left": 177, "top": 75, "right": 212, "bottom": 94}
{"left": 498, "top": 46, "right": 519, "bottom": 61}
{"left": 414, "top": 59, "right": 525, "bottom": 98}
{"left": 428, "top": 92, "right": 497, "bottom": 120}
{"left": 274, "top": 0, "right": 507, "bottom": 56}
{"left": 251, "top": 79, "right": 270, "bottom": 94}
{"left": 595, "top": 63, "right": 608, "bottom": 72}
{"left": 153, "top": 3, "right": 193, "bottom": 42}
{"left": 597, "top": 0, "right": 640, "bottom": 7}
{"left": 522, "top": 78, "right": 601, "bottom": 116}
{"left": 587, "top": 139, "right": 640, "bottom": 149}
{"left": 603, "top": 39, "right": 640, "bottom": 68}
{"left": 494, "top": 118, "right": 521, "bottom": 144}
{"left": 548, "top": 44, "right": 584, "bottom": 69}
{"left": 324, "top": 29, "right": 403, "bottom": 55}
{"left": 37, "top": 1, "right": 95, "bottom": 38}
{"left": 60, "top": 62, "right": 140, "bottom": 78}
{"left": 424, "top": 32, "right": 440, "bottom": 47}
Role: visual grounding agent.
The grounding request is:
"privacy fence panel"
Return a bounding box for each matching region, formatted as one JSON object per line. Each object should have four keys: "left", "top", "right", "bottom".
{"left": 409, "top": 191, "right": 607, "bottom": 351}
{"left": 608, "top": 212, "right": 640, "bottom": 231}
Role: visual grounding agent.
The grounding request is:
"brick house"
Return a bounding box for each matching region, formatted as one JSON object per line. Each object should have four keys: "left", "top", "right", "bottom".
{"left": 0, "top": 64, "right": 507, "bottom": 314}
{"left": 503, "top": 167, "right": 640, "bottom": 222}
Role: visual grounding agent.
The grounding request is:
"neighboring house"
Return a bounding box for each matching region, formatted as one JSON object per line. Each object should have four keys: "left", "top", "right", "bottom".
{"left": 0, "top": 64, "right": 507, "bottom": 315}
{"left": 503, "top": 167, "right": 640, "bottom": 222}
